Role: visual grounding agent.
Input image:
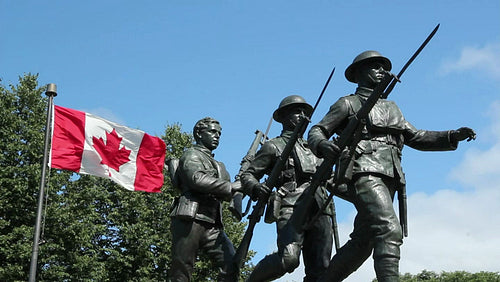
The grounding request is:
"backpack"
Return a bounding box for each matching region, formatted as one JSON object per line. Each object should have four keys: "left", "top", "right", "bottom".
{"left": 166, "top": 157, "right": 181, "bottom": 191}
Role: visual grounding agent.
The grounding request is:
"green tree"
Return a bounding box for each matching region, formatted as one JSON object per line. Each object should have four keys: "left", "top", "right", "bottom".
{"left": 372, "top": 270, "right": 500, "bottom": 282}
{"left": 0, "top": 73, "right": 74, "bottom": 280}
{"left": 0, "top": 74, "right": 253, "bottom": 281}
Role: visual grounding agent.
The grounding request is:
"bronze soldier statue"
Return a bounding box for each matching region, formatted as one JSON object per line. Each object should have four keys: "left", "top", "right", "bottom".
{"left": 308, "top": 50, "right": 476, "bottom": 282}
{"left": 241, "top": 95, "right": 334, "bottom": 282}
{"left": 168, "top": 117, "right": 241, "bottom": 282}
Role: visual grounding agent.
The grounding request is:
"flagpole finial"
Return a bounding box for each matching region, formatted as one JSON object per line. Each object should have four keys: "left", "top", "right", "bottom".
{"left": 46, "top": 83, "right": 57, "bottom": 97}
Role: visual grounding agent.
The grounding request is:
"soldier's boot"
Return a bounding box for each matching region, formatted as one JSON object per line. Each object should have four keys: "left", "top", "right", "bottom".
{"left": 246, "top": 253, "right": 286, "bottom": 282}
{"left": 375, "top": 257, "right": 400, "bottom": 282}
{"left": 373, "top": 237, "right": 401, "bottom": 282}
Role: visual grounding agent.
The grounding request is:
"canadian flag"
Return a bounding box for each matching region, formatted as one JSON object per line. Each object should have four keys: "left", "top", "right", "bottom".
{"left": 50, "top": 105, "right": 166, "bottom": 192}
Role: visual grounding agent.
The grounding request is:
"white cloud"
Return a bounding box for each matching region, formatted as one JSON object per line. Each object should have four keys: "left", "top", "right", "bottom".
{"left": 401, "top": 188, "right": 500, "bottom": 274}
{"left": 400, "top": 100, "right": 500, "bottom": 276}
{"left": 450, "top": 101, "right": 500, "bottom": 188}
{"left": 440, "top": 42, "right": 500, "bottom": 80}
{"left": 83, "top": 107, "right": 127, "bottom": 126}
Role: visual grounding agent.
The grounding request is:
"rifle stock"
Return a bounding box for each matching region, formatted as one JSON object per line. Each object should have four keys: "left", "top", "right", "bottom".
{"left": 236, "top": 130, "right": 265, "bottom": 182}
{"left": 229, "top": 130, "right": 266, "bottom": 220}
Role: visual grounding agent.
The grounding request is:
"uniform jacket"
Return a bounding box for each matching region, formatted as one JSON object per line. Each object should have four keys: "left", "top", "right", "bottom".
{"left": 171, "top": 144, "right": 232, "bottom": 225}
{"left": 241, "top": 130, "right": 332, "bottom": 214}
{"left": 308, "top": 87, "right": 458, "bottom": 185}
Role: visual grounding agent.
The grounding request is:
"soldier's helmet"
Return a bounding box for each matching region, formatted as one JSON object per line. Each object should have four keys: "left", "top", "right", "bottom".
{"left": 273, "top": 95, "right": 313, "bottom": 122}
{"left": 345, "top": 50, "right": 392, "bottom": 83}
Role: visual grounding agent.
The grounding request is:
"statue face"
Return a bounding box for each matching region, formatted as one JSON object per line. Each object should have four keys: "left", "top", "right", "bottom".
{"left": 282, "top": 105, "right": 305, "bottom": 130}
{"left": 197, "top": 123, "right": 221, "bottom": 151}
{"left": 357, "top": 61, "right": 387, "bottom": 88}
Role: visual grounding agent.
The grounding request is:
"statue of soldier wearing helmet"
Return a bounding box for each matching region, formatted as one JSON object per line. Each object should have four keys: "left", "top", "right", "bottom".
{"left": 241, "top": 95, "right": 334, "bottom": 281}
{"left": 308, "top": 50, "right": 476, "bottom": 282}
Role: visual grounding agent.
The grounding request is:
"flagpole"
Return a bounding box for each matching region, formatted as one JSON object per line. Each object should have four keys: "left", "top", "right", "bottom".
{"left": 29, "top": 83, "right": 57, "bottom": 282}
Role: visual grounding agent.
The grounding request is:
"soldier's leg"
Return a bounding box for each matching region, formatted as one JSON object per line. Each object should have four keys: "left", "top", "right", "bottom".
{"left": 318, "top": 213, "right": 374, "bottom": 282}
{"left": 201, "top": 223, "right": 237, "bottom": 282}
{"left": 246, "top": 252, "right": 287, "bottom": 282}
{"left": 319, "top": 173, "right": 402, "bottom": 282}
{"left": 247, "top": 207, "right": 302, "bottom": 282}
{"left": 356, "top": 174, "right": 402, "bottom": 282}
{"left": 247, "top": 243, "right": 302, "bottom": 282}
{"left": 168, "top": 218, "right": 203, "bottom": 282}
{"left": 302, "top": 212, "right": 333, "bottom": 281}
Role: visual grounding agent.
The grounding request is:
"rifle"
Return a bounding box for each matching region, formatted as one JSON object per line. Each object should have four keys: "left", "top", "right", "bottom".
{"left": 229, "top": 118, "right": 272, "bottom": 220}
{"left": 300, "top": 24, "right": 441, "bottom": 239}
{"left": 232, "top": 66, "right": 335, "bottom": 275}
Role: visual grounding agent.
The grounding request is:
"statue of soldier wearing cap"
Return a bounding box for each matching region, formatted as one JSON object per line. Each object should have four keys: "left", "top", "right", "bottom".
{"left": 308, "top": 50, "right": 476, "bottom": 282}
{"left": 241, "top": 95, "right": 334, "bottom": 281}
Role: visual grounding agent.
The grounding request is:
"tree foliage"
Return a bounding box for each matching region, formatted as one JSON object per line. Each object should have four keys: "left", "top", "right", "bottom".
{"left": 370, "top": 270, "right": 500, "bottom": 282}
{"left": 0, "top": 74, "right": 253, "bottom": 281}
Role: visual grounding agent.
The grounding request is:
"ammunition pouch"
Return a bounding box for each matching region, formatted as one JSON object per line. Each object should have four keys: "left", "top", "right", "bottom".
{"left": 264, "top": 192, "right": 282, "bottom": 224}
{"left": 264, "top": 184, "right": 291, "bottom": 223}
{"left": 171, "top": 195, "right": 198, "bottom": 220}
{"left": 334, "top": 148, "right": 354, "bottom": 186}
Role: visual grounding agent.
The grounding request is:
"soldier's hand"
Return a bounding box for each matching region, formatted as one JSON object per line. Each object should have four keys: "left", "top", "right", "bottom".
{"left": 318, "top": 140, "right": 341, "bottom": 159}
{"left": 251, "top": 183, "right": 271, "bottom": 201}
{"left": 231, "top": 180, "right": 243, "bottom": 193}
{"left": 451, "top": 127, "right": 476, "bottom": 142}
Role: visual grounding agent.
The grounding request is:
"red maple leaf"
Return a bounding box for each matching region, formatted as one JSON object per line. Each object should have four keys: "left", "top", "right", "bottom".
{"left": 92, "top": 129, "right": 131, "bottom": 171}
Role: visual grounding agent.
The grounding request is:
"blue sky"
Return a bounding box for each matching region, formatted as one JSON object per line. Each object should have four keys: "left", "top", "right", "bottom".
{"left": 2, "top": 1, "right": 499, "bottom": 281}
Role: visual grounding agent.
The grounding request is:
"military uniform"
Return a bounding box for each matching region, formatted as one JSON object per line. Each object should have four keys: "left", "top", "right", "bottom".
{"left": 169, "top": 144, "right": 236, "bottom": 282}
{"left": 308, "top": 51, "right": 467, "bottom": 282}
{"left": 241, "top": 95, "right": 333, "bottom": 282}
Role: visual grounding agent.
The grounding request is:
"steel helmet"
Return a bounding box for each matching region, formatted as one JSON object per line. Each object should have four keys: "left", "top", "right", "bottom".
{"left": 273, "top": 95, "right": 313, "bottom": 122}
{"left": 345, "top": 50, "right": 392, "bottom": 83}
